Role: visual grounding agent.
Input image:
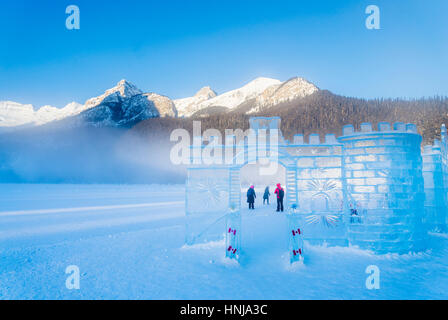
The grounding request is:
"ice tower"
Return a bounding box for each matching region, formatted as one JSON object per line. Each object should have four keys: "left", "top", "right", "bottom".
{"left": 338, "top": 122, "right": 425, "bottom": 253}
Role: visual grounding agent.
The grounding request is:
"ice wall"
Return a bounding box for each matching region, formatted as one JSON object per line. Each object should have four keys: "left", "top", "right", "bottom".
{"left": 422, "top": 141, "right": 446, "bottom": 232}
{"left": 422, "top": 124, "right": 448, "bottom": 233}
{"left": 441, "top": 125, "right": 448, "bottom": 230}
{"left": 185, "top": 167, "right": 230, "bottom": 244}
{"left": 339, "top": 122, "right": 426, "bottom": 253}
{"left": 287, "top": 133, "right": 346, "bottom": 246}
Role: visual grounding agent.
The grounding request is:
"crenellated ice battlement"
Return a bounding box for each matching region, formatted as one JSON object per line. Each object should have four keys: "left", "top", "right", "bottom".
{"left": 341, "top": 122, "right": 418, "bottom": 136}
{"left": 292, "top": 133, "right": 339, "bottom": 145}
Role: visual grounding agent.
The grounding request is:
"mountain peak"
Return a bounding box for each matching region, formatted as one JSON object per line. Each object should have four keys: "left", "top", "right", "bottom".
{"left": 194, "top": 86, "right": 217, "bottom": 99}
{"left": 249, "top": 76, "right": 280, "bottom": 83}
{"left": 113, "top": 79, "right": 143, "bottom": 98}
{"left": 85, "top": 80, "right": 143, "bottom": 110}
{"left": 275, "top": 76, "right": 319, "bottom": 93}
{"left": 246, "top": 76, "right": 319, "bottom": 114}
{"left": 235, "top": 77, "right": 282, "bottom": 97}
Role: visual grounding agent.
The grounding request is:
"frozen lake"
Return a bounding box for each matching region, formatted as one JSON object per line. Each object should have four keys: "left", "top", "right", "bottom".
{"left": 0, "top": 184, "right": 447, "bottom": 299}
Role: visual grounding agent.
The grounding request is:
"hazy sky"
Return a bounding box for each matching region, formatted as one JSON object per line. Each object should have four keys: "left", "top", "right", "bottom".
{"left": 1, "top": 0, "right": 447, "bottom": 107}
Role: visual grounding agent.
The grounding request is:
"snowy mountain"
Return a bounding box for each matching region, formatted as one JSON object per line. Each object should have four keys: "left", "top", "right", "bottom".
{"left": 0, "top": 80, "right": 177, "bottom": 129}
{"left": 174, "top": 86, "right": 217, "bottom": 117}
{"left": 84, "top": 79, "right": 144, "bottom": 110}
{"left": 0, "top": 101, "right": 85, "bottom": 127}
{"left": 75, "top": 80, "right": 177, "bottom": 127}
{"left": 174, "top": 77, "right": 281, "bottom": 117}
{"left": 174, "top": 76, "right": 318, "bottom": 117}
{"left": 247, "top": 77, "right": 319, "bottom": 114}
{"left": 0, "top": 76, "right": 318, "bottom": 129}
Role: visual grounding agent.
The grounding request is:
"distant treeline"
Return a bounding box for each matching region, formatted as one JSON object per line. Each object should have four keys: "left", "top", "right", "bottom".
{"left": 133, "top": 90, "right": 448, "bottom": 146}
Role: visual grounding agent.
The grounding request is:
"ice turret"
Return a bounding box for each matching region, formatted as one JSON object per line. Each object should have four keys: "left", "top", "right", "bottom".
{"left": 338, "top": 122, "right": 425, "bottom": 253}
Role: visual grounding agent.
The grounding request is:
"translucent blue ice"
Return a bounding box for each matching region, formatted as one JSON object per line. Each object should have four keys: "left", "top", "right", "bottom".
{"left": 185, "top": 118, "right": 446, "bottom": 259}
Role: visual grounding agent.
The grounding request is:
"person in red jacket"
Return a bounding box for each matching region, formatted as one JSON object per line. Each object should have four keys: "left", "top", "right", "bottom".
{"left": 274, "top": 183, "right": 285, "bottom": 212}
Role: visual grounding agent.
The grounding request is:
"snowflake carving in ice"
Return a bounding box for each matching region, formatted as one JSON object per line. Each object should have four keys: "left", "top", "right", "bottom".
{"left": 305, "top": 179, "right": 341, "bottom": 228}
{"left": 191, "top": 177, "right": 227, "bottom": 208}
{"left": 305, "top": 212, "right": 341, "bottom": 228}
{"left": 307, "top": 179, "right": 337, "bottom": 193}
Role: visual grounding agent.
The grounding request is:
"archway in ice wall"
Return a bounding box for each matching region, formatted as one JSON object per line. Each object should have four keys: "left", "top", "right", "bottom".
{"left": 238, "top": 160, "right": 289, "bottom": 260}
{"left": 227, "top": 148, "right": 298, "bottom": 212}
{"left": 224, "top": 148, "right": 302, "bottom": 262}
{"left": 185, "top": 146, "right": 298, "bottom": 248}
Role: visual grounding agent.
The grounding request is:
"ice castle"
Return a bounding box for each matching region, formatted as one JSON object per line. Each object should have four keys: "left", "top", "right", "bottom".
{"left": 185, "top": 117, "right": 447, "bottom": 261}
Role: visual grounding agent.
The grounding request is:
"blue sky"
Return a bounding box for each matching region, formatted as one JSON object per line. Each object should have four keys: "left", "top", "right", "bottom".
{"left": 0, "top": 0, "right": 447, "bottom": 107}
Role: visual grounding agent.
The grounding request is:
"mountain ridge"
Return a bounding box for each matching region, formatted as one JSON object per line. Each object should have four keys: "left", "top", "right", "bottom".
{"left": 0, "top": 76, "right": 319, "bottom": 128}
{"left": 0, "top": 100, "right": 85, "bottom": 127}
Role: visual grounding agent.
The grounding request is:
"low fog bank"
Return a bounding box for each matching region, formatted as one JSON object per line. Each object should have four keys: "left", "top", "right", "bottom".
{"left": 0, "top": 124, "right": 186, "bottom": 184}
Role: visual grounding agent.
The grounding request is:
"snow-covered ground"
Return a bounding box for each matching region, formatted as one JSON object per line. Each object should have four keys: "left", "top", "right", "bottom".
{"left": 0, "top": 184, "right": 447, "bottom": 300}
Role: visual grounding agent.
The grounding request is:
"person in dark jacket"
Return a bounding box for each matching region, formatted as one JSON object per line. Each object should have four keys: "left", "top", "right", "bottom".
{"left": 274, "top": 183, "right": 285, "bottom": 212}
{"left": 247, "top": 185, "right": 256, "bottom": 210}
{"left": 263, "top": 186, "right": 270, "bottom": 205}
